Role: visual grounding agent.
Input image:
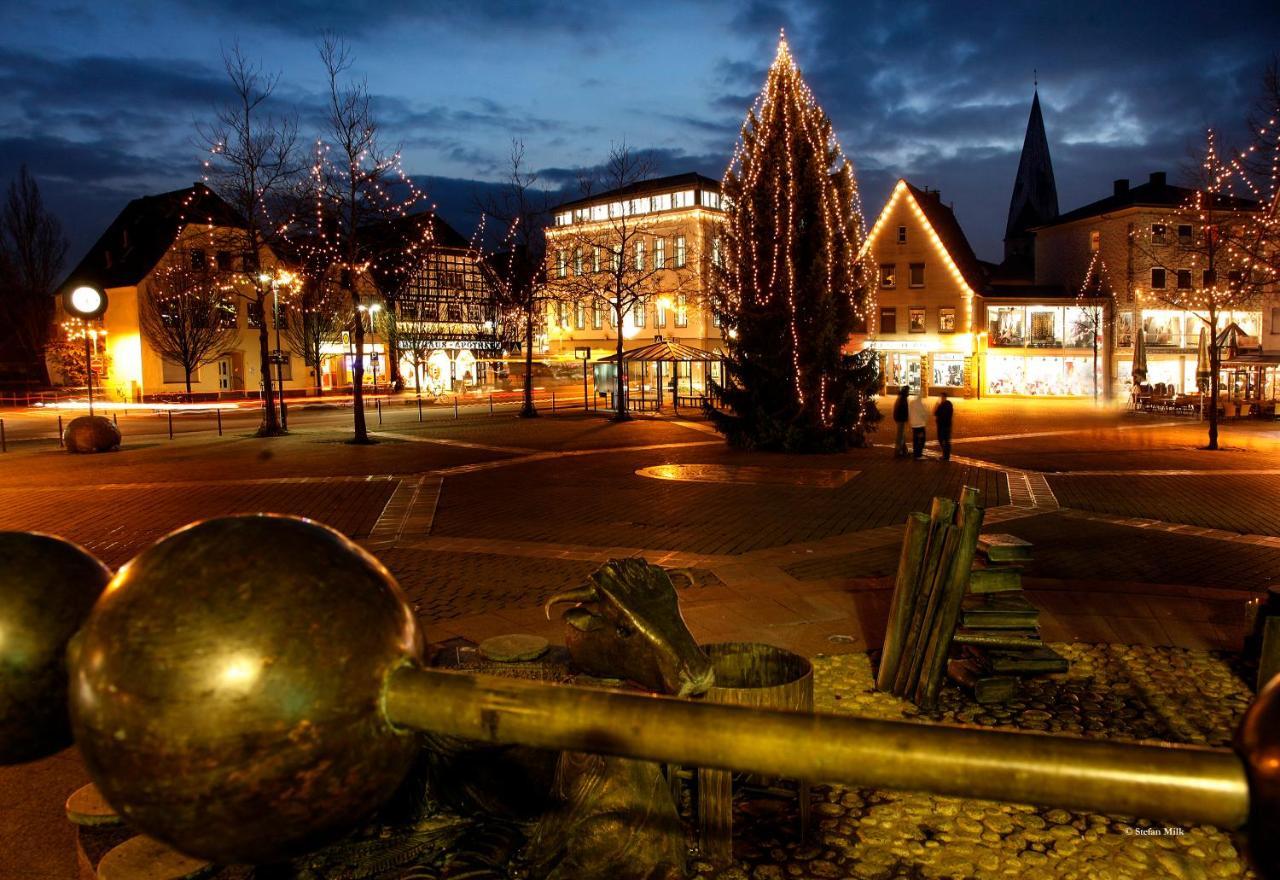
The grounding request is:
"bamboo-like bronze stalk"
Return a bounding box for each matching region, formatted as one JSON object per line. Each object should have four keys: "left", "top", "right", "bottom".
{"left": 953, "top": 632, "right": 1043, "bottom": 650}
{"left": 384, "top": 666, "right": 1250, "bottom": 831}
{"left": 897, "top": 524, "right": 957, "bottom": 696}
{"left": 875, "top": 511, "right": 931, "bottom": 692}
{"left": 892, "top": 497, "right": 956, "bottom": 696}
{"left": 915, "top": 496, "right": 986, "bottom": 709}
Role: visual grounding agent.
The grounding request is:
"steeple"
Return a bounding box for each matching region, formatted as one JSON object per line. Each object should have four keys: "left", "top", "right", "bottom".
{"left": 1003, "top": 89, "right": 1059, "bottom": 267}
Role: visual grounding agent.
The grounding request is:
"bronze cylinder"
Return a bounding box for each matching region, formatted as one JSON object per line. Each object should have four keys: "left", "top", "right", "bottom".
{"left": 386, "top": 665, "right": 1250, "bottom": 831}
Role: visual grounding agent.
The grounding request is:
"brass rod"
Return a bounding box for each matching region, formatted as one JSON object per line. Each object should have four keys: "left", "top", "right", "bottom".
{"left": 385, "top": 666, "right": 1251, "bottom": 830}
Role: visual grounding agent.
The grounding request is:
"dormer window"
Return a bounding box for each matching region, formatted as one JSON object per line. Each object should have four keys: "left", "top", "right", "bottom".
{"left": 897, "top": 225, "right": 907, "bottom": 244}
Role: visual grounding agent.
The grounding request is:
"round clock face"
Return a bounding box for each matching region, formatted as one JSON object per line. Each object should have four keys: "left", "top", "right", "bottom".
{"left": 70, "top": 286, "right": 104, "bottom": 315}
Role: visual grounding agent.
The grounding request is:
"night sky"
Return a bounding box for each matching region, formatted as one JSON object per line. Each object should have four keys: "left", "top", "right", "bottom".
{"left": 2, "top": 1, "right": 1277, "bottom": 269}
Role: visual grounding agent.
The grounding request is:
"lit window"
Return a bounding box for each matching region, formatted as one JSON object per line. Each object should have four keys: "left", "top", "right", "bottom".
{"left": 897, "top": 226, "right": 906, "bottom": 244}
{"left": 593, "top": 300, "right": 603, "bottom": 329}
{"left": 939, "top": 307, "right": 956, "bottom": 333}
{"left": 575, "top": 301, "right": 586, "bottom": 330}
{"left": 635, "top": 241, "right": 645, "bottom": 271}
{"left": 592, "top": 247, "right": 601, "bottom": 273}
{"left": 656, "top": 298, "right": 667, "bottom": 328}
{"left": 1089, "top": 230, "right": 1100, "bottom": 252}
{"left": 909, "top": 308, "right": 926, "bottom": 333}
{"left": 675, "top": 295, "right": 688, "bottom": 328}
{"left": 1176, "top": 269, "right": 1192, "bottom": 290}
{"left": 592, "top": 205, "right": 608, "bottom": 222}
{"left": 880, "top": 264, "right": 896, "bottom": 288}
{"left": 654, "top": 238, "right": 666, "bottom": 269}
{"left": 675, "top": 236, "right": 687, "bottom": 268}
{"left": 635, "top": 298, "right": 646, "bottom": 328}
{"left": 908, "top": 263, "right": 924, "bottom": 287}
{"left": 573, "top": 248, "right": 583, "bottom": 276}
{"left": 1151, "top": 224, "right": 1167, "bottom": 244}
{"left": 556, "top": 302, "right": 567, "bottom": 328}
{"left": 673, "top": 190, "right": 695, "bottom": 209}
{"left": 651, "top": 193, "right": 672, "bottom": 212}
{"left": 702, "top": 191, "right": 722, "bottom": 210}
{"left": 557, "top": 250, "right": 567, "bottom": 279}
{"left": 1150, "top": 268, "right": 1166, "bottom": 289}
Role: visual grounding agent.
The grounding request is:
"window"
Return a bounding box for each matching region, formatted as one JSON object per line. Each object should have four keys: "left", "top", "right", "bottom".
{"left": 162, "top": 358, "right": 196, "bottom": 384}
{"left": 1150, "top": 267, "right": 1166, "bottom": 289}
{"left": 932, "top": 354, "right": 964, "bottom": 387}
{"left": 654, "top": 238, "right": 666, "bottom": 269}
{"left": 1151, "top": 224, "right": 1167, "bottom": 245}
{"left": 675, "top": 295, "right": 688, "bottom": 328}
{"left": 1176, "top": 269, "right": 1192, "bottom": 290}
{"left": 574, "top": 248, "right": 583, "bottom": 276}
{"left": 190, "top": 249, "right": 207, "bottom": 271}
{"left": 634, "top": 298, "right": 646, "bottom": 328}
{"left": 635, "top": 241, "right": 645, "bottom": 271}
{"left": 988, "top": 306, "right": 1025, "bottom": 346}
{"left": 650, "top": 193, "right": 672, "bottom": 212}
{"left": 879, "top": 264, "right": 896, "bottom": 288}
{"left": 1029, "top": 308, "right": 1062, "bottom": 347}
{"left": 897, "top": 225, "right": 907, "bottom": 244}
{"left": 675, "top": 236, "right": 687, "bottom": 268}
{"left": 556, "top": 250, "right": 567, "bottom": 278}
{"left": 274, "top": 302, "right": 289, "bottom": 330}
{"left": 575, "top": 301, "right": 586, "bottom": 330}
{"left": 1089, "top": 230, "right": 1101, "bottom": 252}
{"left": 215, "top": 298, "right": 237, "bottom": 329}
{"left": 592, "top": 247, "right": 601, "bottom": 273}
{"left": 556, "top": 302, "right": 567, "bottom": 328}
{"left": 673, "top": 190, "right": 695, "bottom": 209}
{"left": 247, "top": 301, "right": 264, "bottom": 329}
{"left": 611, "top": 246, "right": 621, "bottom": 272}
{"left": 879, "top": 307, "right": 897, "bottom": 335}
{"left": 908, "top": 308, "right": 926, "bottom": 333}
{"left": 216, "top": 250, "right": 232, "bottom": 271}
{"left": 592, "top": 300, "right": 603, "bottom": 329}
{"left": 1272, "top": 307, "right": 1280, "bottom": 334}
{"left": 1178, "top": 224, "right": 1193, "bottom": 242}
{"left": 1203, "top": 269, "right": 1216, "bottom": 288}
{"left": 656, "top": 298, "right": 667, "bottom": 328}
{"left": 701, "top": 191, "right": 722, "bottom": 210}
{"left": 938, "top": 307, "right": 956, "bottom": 333}
{"left": 908, "top": 263, "right": 925, "bottom": 287}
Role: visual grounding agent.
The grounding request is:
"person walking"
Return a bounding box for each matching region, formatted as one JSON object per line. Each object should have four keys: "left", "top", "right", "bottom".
{"left": 934, "top": 391, "right": 954, "bottom": 461}
{"left": 908, "top": 390, "right": 928, "bottom": 459}
{"left": 892, "top": 385, "right": 910, "bottom": 457}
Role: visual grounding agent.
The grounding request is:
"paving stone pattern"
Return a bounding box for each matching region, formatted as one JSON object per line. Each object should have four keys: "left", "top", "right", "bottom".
{"left": 1049, "top": 473, "right": 1280, "bottom": 537}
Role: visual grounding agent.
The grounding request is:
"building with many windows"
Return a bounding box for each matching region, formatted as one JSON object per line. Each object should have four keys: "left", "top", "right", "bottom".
{"left": 543, "top": 172, "right": 724, "bottom": 357}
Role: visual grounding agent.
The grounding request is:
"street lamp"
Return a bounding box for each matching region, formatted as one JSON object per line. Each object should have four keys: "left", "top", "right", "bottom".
{"left": 358, "top": 303, "right": 383, "bottom": 395}
{"left": 261, "top": 272, "right": 295, "bottom": 430}
{"left": 64, "top": 285, "right": 107, "bottom": 416}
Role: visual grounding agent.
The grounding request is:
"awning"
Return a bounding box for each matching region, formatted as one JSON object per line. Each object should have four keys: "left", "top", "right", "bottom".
{"left": 597, "top": 339, "right": 721, "bottom": 362}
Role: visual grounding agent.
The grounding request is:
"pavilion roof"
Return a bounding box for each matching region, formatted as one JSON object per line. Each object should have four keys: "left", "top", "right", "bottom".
{"left": 597, "top": 339, "right": 721, "bottom": 362}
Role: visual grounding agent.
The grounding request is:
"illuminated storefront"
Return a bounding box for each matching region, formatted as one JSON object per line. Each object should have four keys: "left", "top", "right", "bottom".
{"left": 1112, "top": 308, "right": 1262, "bottom": 395}
{"left": 982, "top": 301, "right": 1108, "bottom": 397}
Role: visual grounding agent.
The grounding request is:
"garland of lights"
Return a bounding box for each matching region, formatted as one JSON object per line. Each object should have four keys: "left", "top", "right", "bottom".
{"left": 722, "top": 32, "right": 869, "bottom": 424}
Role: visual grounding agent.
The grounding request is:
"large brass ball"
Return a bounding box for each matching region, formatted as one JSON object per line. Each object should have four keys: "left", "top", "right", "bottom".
{"left": 64, "top": 415, "right": 121, "bottom": 453}
{"left": 68, "top": 515, "right": 426, "bottom": 864}
{"left": 0, "top": 532, "right": 111, "bottom": 764}
{"left": 1238, "top": 674, "right": 1280, "bottom": 876}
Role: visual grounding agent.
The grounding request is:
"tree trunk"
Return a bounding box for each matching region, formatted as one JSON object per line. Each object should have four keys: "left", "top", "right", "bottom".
{"left": 185, "top": 371, "right": 193, "bottom": 396}
{"left": 256, "top": 293, "right": 282, "bottom": 437}
{"left": 351, "top": 295, "right": 369, "bottom": 443}
{"left": 386, "top": 315, "right": 403, "bottom": 391}
{"left": 520, "top": 305, "right": 538, "bottom": 418}
{"left": 613, "top": 300, "right": 629, "bottom": 421}
{"left": 1208, "top": 316, "right": 1220, "bottom": 451}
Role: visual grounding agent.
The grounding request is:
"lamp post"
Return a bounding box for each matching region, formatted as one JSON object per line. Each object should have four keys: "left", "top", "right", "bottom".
{"left": 65, "top": 286, "right": 107, "bottom": 416}
{"left": 262, "top": 272, "right": 294, "bottom": 430}
{"left": 359, "top": 303, "right": 382, "bottom": 396}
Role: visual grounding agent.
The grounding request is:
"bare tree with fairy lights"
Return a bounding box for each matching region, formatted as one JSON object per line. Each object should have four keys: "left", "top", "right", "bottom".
{"left": 139, "top": 250, "right": 238, "bottom": 395}
{"left": 709, "top": 33, "right": 880, "bottom": 451}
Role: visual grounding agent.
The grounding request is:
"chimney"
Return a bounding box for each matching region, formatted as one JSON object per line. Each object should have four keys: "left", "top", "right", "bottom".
{"left": 1113, "top": 179, "right": 1129, "bottom": 196}
{"left": 1149, "top": 171, "right": 1166, "bottom": 187}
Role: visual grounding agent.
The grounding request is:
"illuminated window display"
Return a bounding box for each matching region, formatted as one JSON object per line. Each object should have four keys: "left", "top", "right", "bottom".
{"left": 989, "top": 307, "right": 1025, "bottom": 346}
{"left": 987, "top": 354, "right": 1098, "bottom": 396}
{"left": 932, "top": 354, "right": 964, "bottom": 387}
{"left": 885, "top": 353, "right": 921, "bottom": 390}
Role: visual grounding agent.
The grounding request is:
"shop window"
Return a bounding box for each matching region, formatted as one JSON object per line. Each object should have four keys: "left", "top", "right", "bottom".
{"left": 938, "top": 307, "right": 956, "bottom": 333}
{"left": 1176, "top": 270, "right": 1192, "bottom": 290}
{"left": 879, "top": 264, "right": 896, "bottom": 288}
{"left": 908, "top": 308, "right": 926, "bottom": 333}
{"left": 897, "top": 225, "right": 907, "bottom": 244}
{"left": 1116, "top": 312, "right": 1134, "bottom": 348}
{"left": 1029, "top": 309, "right": 1061, "bottom": 347}
{"left": 1142, "top": 312, "right": 1182, "bottom": 347}
{"left": 1150, "top": 268, "right": 1166, "bottom": 289}
{"left": 908, "top": 263, "right": 925, "bottom": 287}
{"left": 988, "top": 306, "right": 1025, "bottom": 346}
{"left": 879, "top": 307, "right": 897, "bottom": 335}
{"left": 1066, "top": 307, "right": 1096, "bottom": 348}
{"left": 932, "top": 354, "right": 964, "bottom": 387}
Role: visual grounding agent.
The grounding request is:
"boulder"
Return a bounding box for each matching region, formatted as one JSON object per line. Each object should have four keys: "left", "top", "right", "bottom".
{"left": 64, "top": 416, "right": 121, "bottom": 454}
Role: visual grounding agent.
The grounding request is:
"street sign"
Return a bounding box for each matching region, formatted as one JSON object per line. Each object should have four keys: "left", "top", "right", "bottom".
{"left": 575, "top": 347, "right": 592, "bottom": 360}
{"left": 269, "top": 351, "right": 288, "bottom": 365}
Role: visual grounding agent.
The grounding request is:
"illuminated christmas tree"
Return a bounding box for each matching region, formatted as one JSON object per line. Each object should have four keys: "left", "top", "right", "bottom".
{"left": 710, "top": 33, "right": 880, "bottom": 451}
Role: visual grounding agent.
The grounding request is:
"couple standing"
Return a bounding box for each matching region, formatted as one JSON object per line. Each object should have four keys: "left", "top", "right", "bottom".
{"left": 892, "top": 386, "right": 953, "bottom": 460}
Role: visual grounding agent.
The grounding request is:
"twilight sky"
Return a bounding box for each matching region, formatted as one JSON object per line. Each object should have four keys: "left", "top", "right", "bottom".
{"left": 2, "top": 0, "right": 1277, "bottom": 270}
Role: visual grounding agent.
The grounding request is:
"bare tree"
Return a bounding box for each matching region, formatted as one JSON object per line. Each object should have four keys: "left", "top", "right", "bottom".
{"left": 282, "top": 272, "right": 346, "bottom": 395}
{"left": 197, "top": 44, "right": 298, "bottom": 436}
{"left": 478, "top": 140, "right": 555, "bottom": 417}
{"left": 1131, "top": 131, "right": 1272, "bottom": 450}
{"left": 1070, "top": 251, "right": 1115, "bottom": 401}
{"left": 0, "top": 166, "right": 68, "bottom": 384}
{"left": 553, "top": 143, "right": 697, "bottom": 420}
{"left": 139, "top": 251, "right": 238, "bottom": 395}
{"left": 315, "top": 34, "right": 418, "bottom": 443}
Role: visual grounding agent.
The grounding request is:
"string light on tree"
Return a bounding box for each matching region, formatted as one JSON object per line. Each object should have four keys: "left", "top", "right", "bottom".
{"left": 709, "top": 31, "right": 879, "bottom": 451}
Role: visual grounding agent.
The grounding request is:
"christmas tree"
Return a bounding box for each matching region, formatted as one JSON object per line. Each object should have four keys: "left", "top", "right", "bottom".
{"left": 710, "top": 34, "right": 880, "bottom": 452}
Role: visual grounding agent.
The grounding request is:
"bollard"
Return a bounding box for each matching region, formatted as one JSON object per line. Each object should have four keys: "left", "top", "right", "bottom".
{"left": 417, "top": 396, "right": 423, "bottom": 422}
{"left": 168, "top": 410, "right": 174, "bottom": 440}
{"left": 377, "top": 399, "right": 382, "bottom": 425}
{"left": 1, "top": 418, "right": 5, "bottom": 453}
{"left": 58, "top": 414, "right": 64, "bottom": 447}
{"left": 112, "top": 412, "right": 118, "bottom": 428}
{"left": 489, "top": 394, "right": 494, "bottom": 416}
{"left": 552, "top": 392, "right": 557, "bottom": 413}
{"left": 454, "top": 396, "right": 459, "bottom": 419}
{"left": 217, "top": 409, "right": 223, "bottom": 436}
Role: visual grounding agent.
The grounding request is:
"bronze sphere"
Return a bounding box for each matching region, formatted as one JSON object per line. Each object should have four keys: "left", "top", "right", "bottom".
{"left": 0, "top": 532, "right": 111, "bottom": 764}
{"left": 64, "top": 415, "right": 121, "bottom": 453}
{"left": 68, "top": 515, "right": 426, "bottom": 864}
{"left": 1237, "top": 674, "right": 1280, "bottom": 875}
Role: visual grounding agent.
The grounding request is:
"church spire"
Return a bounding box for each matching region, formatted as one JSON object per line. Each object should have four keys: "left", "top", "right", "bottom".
{"left": 1003, "top": 89, "right": 1059, "bottom": 266}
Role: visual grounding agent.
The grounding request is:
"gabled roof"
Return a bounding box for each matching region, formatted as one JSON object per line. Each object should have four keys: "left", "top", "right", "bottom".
{"left": 1036, "top": 172, "right": 1258, "bottom": 230}
{"left": 862, "top": 179, "right": 986, "bottom": 296}
{"left": 553, "top": 172, "right": 722, "bottom": 213}
{"left": 364, "top": 208, "right": 480, "bottom": 293}
{"left": 58, "top": 183, "right": 246, "bottom": 294}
